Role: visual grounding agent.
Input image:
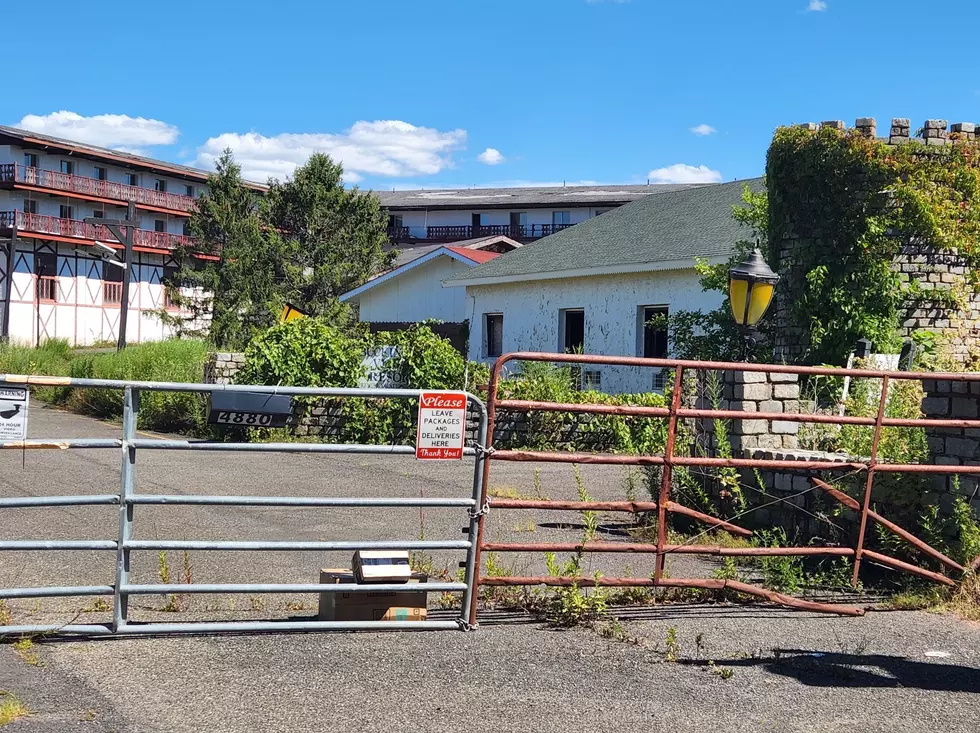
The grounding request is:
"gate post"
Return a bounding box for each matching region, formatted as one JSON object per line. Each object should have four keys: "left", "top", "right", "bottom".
{"left": 459, "top": 398, "right": 488, "bottom": 630}
{"left": 113, "top": 387, "right": 139, "bottom": 631}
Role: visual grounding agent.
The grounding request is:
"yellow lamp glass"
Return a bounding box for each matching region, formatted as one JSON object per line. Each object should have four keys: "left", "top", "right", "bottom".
{"left": 746, "top": 281, "right": 775, "bottom": 325}
{"left": 729, "top": 278, "right": 749, "bottom": 325}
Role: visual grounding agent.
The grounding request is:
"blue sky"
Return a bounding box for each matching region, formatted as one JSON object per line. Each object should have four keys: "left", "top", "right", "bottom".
{"left": 1, "top": 0, "right": 977, "bottom": 189}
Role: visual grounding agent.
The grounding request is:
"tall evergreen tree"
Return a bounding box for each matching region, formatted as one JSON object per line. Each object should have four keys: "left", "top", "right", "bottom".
{"left": 162, "top": 151, "right": 392, "bottom": 349}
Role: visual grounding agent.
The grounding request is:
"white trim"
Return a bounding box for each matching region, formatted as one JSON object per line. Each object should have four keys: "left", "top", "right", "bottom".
{"left": 339, "top": 247, "right": 481, "bottom": 302}
{"left": 444, "top": 255, "right": 729, "bottom": 288}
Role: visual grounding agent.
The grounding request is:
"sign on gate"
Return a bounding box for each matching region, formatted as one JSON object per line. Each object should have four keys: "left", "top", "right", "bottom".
{"left": 416, "top": 391, "right": 467, "bottom": 460}
{"left": 0, "top": 387, "right": 29, "bottom": 440}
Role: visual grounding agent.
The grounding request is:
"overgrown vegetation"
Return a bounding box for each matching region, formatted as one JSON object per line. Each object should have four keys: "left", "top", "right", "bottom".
{"left": 0, "top": 691, "right": 30, "bottom": 726}
{"left": 0, "top": 339, "right": 209, "bottom": 432}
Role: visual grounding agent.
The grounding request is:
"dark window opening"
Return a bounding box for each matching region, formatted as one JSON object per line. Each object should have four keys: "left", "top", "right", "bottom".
{"left": 23, "top": 199, "right": 37, "bottom": 214}
{"left": 95, "top": 166, "right": 107, "bottom": 181}
{"left": 127, "top": 173, "right": 139, "bottom": 187}
{"left": 485, "top": 313, "right": 503, "bottom": 358}
{"left": 24, "top": 153, "right": 38, "bottom": 169}
{"left": 34, "top": 252, "right": 57, "bottom": 301}
{"left": 59, "top": 205, "right": 74, "bottom": 220}
{"left": 60, "top": 160, "right": 74, "bottom": 175}
{"left": 561, "top": 309, "right": 585, "bottom": 353}
{"left": 155, "top": 179, "right": 167, "bottom": 193}
{"left": 154, "top": 219, "right": 166, "bottom": 233}
{"left": 185, "top": 184, "right": 194, "bottom": 197}
{"left": 642, "top": 306, "right": 669, "bottom": 359}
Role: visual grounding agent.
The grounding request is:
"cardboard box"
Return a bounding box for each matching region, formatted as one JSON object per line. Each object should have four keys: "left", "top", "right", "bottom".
{"left": 317, "top": 569, "right": 428, "bottom": 622}
{"left": 352, "top": 550, "right": 412, "bottom": 583}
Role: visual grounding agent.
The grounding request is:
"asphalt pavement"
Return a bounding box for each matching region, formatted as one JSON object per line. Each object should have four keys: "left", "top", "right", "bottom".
{"left": 2, "top": 405, "right": 979, "bottom": 732}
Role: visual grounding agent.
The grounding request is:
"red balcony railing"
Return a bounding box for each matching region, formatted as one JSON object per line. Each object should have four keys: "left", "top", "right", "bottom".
{"left": 423, "top": 223, "right": 573, "bottom": 241}
{"left": 103, "top": 281, "right": 123, "bottom": 304}
{"left": 1, "top": 211, "right": 196, "bottom": 251}
{"left": 0, "top": 164, "right": 198, "bottom": 214}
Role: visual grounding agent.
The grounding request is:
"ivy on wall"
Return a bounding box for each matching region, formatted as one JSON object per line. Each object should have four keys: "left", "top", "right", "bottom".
{"left": 767, "top": 125, "right": 980, "bottom": 365}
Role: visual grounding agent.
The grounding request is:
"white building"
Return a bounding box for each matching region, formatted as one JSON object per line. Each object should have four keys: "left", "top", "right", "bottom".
{"left": 0, "top": 125, "right": 264, "bottom": 346}
{"left": 374, "top": 183, "right": 706, "bottom": 249}
{"left": 446, "top": 179, "right": 764, "bottom": 394}
{"left": 340, "top": 235, "right": 519, "bottom": 351}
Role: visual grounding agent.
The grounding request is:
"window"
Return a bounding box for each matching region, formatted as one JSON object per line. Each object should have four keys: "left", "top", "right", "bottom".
{"left": 154, "top": 219, "right": 166, "bottom": 233}
{"left": 560, "top": 308, "right": 585, "bottom": 353}
{"left": 484, "top": 313, "right": 503, "bottom": 358}
{"left": 34, "top": 252, "right": 57, "bottom": 301}
{"left": 154, "top": 179, "right": 167, "bottom": 193}
{"left": 552, "top": 211, "right": 571, "bottom": 226}
{"left": 91, "top": 209, "right": 104, "bottom": 219}
{"left": 640, "top": 306, "right": 669, "bottom": 359}
{"left": 60, "top": 160, "right": 74, "bottom": 175}
{"left": 182, "top": 220, "right": 192, "bottom": 236}
{"left": 23, "top": 199, "right": 37, "bottom": 214}
{"left": 582, "top": 370, "right": 602, "bottom": 390}
{"left": 184, "top": 184, "right": 194, "bottom": 197}
{"left": 59, "top": 205, "right": 74, "bottom": 220}
{"left": 509, "top": 212, "right": 527, "bottom": 232}
{"left": 94, "top": 166, "right": 107, "bottom": 181}
{"left": 388, "top": 214, "right": 404, "bottom": 229}
{"left": 24, "top": 153, "right": 38, "bottom": 169}
{"left": 127, "top": 173, "right": 139, "bottom": 187}
{"left": 103, "top": 258, "right": 123, "bottom": 304}
{"left": 163, "top": 265, "right": 179, "bottom": 308}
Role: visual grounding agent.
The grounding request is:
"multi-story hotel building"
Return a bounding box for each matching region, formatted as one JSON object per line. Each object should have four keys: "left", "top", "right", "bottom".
{"left": 0, "top": 125, "right": 264, "bottom": 346}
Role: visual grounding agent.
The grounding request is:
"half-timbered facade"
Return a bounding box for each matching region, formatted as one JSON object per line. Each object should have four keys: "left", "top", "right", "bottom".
{"left": 0, "top": 125, "right": 263, "bottom": 346}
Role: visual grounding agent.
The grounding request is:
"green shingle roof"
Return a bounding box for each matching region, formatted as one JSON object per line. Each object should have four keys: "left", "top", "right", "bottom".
{"left": 446, "top": 178, "right": 764, "bottom": 284}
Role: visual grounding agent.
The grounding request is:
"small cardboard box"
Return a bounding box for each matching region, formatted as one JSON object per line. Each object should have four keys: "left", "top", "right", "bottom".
{"left": 317, "top": 569, "right": 428, "bottom": 622}
{"left": 352, "top": 550, "right": 412, "bottom": 583}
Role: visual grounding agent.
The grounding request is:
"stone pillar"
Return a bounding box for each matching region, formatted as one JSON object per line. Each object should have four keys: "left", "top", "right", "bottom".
{"left": 727, "top": 370, "right": 801, "bottom": 454}
{"left": 922, "top": 119, "right": 949, "bottom": 146}
{"left": 950, "top": 122, "right": 976, "bottom": 141}
{"left": 889, "top": 117, "right": 910, "bottom": 145}
{"left": 855, "top": 117, "right": 877, "bottom": 138}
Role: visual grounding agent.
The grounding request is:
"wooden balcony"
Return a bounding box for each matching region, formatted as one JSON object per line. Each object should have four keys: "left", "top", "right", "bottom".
{"left": 0, "top": 211, "right": 197, "bottom": 252}
{"left": 389, "top": 223, "right": 574, "bottom": 242}
{"left": 0, "top": 164, "right": 198, "bottom": 215}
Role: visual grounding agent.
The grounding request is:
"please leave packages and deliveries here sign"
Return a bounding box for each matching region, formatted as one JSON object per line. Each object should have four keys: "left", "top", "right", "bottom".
{"left": 416, "top": 392, "right": 467, "bottom": 460}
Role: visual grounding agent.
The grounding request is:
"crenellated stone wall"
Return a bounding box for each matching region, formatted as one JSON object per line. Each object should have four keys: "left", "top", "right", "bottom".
{"left": 772, "top": 116, "right": 980, "bottom": 365}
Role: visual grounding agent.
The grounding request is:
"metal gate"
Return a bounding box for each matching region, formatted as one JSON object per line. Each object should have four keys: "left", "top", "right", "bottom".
{"left": 466, "top": 352, "right": 980, "bottom": 625}
{"left": 0, "top": 375, "right": 488, "bottom": 636}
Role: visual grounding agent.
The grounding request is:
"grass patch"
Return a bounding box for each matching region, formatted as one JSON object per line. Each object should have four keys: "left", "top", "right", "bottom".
{"left": 0, "top": 692, "right": 30, "bottom": 726}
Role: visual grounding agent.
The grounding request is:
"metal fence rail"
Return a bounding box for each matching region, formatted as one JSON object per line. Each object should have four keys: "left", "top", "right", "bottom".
{"left": 467, "top": 351, "right": 980, "bottom": 625}
{"left": 0, "top": 375, "right": 489, "bottom": 637}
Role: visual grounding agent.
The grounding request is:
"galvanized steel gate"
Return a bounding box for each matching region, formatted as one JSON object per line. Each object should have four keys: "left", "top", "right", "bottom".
{"left": 0, "top": 376, "right": 489, "bottom": 636}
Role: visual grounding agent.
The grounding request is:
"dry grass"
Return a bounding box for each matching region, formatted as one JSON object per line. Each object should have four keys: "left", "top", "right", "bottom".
{"left": 0, "top": 692, "right": 30, "bottom": 726}
{"left": 945, "top": 573, "right": 980, "bottom": 622}
{"left": 0, "top": 601, "right": 10, "bottom": 626}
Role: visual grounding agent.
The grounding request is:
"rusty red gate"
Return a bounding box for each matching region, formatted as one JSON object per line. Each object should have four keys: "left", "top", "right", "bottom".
{"left": 467, "top": 352, "right": 980, "bottom": 624}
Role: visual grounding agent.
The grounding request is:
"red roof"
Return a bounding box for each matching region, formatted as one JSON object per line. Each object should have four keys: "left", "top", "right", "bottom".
{"left": 444, "top": 246, "right": 500, "bottom": 264}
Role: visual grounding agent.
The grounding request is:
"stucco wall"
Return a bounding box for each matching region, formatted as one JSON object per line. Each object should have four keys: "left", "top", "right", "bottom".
{"left": 355, "top": 255, "right": 473, "bottom": 324}
{"left": 462, "top": 268, "right": 724, "bottom": 394}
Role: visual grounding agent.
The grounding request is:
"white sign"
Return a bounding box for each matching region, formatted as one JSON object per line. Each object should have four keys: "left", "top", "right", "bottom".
{"left": 0, "top": 387, "right": 29, "bottom": 440}
{"left": 358, "top": 346, "right": 409, "bottom": 389}
{"left": 416, "top": 391, "right": 467, "bottom": 460}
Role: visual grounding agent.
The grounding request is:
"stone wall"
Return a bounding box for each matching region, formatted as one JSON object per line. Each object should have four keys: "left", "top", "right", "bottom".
{"left": 919, "top": 378, "right": 980, "bottom": 515}
{"left": 772, "top": 117, "right": 980, "bottom": 364}
{"left": 204, "top": 352, "right": 244, "bottom": 385}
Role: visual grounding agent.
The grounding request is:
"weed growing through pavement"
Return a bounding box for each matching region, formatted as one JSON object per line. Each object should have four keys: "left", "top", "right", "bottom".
{"left": 82, "top": 598, "right": 111, "bottom": 613}
{"left": 706, "top": 661, "right": 734, "bottom": 680}
{"left": 0, "top": 691, "right": 30, "bottom": 726}
{"left": 0, "top": 601, "right": 10, "bottom": 626}
{"left": 664, "top": 626, "right": 680, "bottom": 662}
{"left": 248, "top": 596, "right": 265, "bottom": 612}
{"left": 12, "top": 639, "right": 41, "bottom": 667}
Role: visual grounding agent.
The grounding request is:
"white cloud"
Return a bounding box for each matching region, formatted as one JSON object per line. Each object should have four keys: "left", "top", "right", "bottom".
{"left": 690, "top": 124, "right": 717, "bottom": 136}
{"left": 477, "top": 148, "right": 505, "bottom": 165}
{"left": 194, "top": 120, "right": 467, "bottom": 183}
{"left": 647, "top": 163, "right": 722, "bottom": 184}
{"left": 807, "top": 0, "right": 827, "bottom": 11}
{"left": 15, "top": 111, "right": 179, "bottom": 150}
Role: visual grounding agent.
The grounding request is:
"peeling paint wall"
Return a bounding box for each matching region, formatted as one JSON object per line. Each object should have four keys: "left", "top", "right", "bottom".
{"left": 464, "top": 269, "right": 723, "bottom": 394}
